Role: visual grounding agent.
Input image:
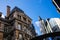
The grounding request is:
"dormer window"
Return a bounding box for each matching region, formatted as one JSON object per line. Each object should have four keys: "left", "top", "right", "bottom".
{"left": 18, "top": 15, "right": 21, "bottom": 19}
{"left": 23, "top": 17, "right": 26, "bottom": 21}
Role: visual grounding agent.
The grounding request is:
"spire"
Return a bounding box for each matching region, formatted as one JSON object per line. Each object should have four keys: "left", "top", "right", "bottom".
{"left": 47, "top": 18, "right": 50, "bottom": 21}
{"left": 38, "top": 16, "right": 42, "bottom": 21}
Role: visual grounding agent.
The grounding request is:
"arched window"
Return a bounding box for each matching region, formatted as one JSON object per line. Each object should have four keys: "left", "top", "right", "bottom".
{"left": 19, "top": 34, "right": 23, "bottom": 40}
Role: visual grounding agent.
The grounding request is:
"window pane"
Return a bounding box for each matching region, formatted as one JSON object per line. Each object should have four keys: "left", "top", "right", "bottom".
{"left": 19, "top": 34, "right": 22, "bottom": 38}
{"left": 22, "top": 26, "right": 27, "bottom": 32}
{"left": 19, "top": 34, "right": 23, "bottom": 40}
{"left": 28, "top": 20, "right": 31, "bottom": 24}
{"left": 18, "top": 24, "right": 21, "bottom": 30}
{"left": 18, "top": 15, "right": 21, "bottom": 19}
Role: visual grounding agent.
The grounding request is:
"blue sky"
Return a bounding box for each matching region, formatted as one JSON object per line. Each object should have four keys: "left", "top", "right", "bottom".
{"left": 0, "top": 0, "right": 60, "bottom": 35}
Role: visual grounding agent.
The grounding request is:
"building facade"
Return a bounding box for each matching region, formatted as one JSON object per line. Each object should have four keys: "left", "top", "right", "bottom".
{"left": 48, "top": 18, "right": 60, "bottom": 32}
{"left": 38, "top": 17, "right": 60, "bottom": 40}
{"left": 38, "top": 16, "right": 47, "bottom": 34}
{"left": 39, "top": 18, "right": 60, "bottom": 34}
{"left": 0, "top": 6, "right": 36, "bottom": 40}
{"left": 48, "top": 18, "right": 60, "bottom": 40}
{"left": 45, "top": 18, "right": 60, "bottom": 40}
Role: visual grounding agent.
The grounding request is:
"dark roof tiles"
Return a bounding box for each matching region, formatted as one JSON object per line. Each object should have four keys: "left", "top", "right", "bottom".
{"left": 12, "top": 6, "right": 24, "bottom": 13}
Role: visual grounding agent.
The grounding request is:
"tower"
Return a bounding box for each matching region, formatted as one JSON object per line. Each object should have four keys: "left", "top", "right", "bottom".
{"left": 38, "top": 16, "right": 47, "bottom": 34}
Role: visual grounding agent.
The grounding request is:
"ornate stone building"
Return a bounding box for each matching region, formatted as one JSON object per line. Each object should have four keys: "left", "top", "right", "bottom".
{"left": 0, "top": 6, "right": 36, "bottom": 40}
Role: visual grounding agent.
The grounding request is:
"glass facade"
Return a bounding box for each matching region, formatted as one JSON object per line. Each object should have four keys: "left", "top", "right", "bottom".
{"left": 49, "top": 18, "right": 60, "bottom": 29}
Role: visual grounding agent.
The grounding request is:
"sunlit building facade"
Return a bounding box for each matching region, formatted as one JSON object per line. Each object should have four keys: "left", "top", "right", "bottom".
{"left": 0, "top": 6, "right": 36, "bottom": 40}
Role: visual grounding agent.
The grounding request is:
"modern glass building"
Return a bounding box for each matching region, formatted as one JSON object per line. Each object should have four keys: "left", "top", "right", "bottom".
{"left": 39, "top": 17, "right": 60, "bottom": 40}
{"left": 49, "top": 18, "right": 60, "bottom": 32}
{"left": 47, "top": 18, "right": 60, "bottom": 40}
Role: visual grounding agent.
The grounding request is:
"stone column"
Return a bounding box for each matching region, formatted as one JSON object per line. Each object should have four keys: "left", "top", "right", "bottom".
{"left": 0, "top": 22, "right": 4, "bottom": 40}
{"left": 15, "top": 30, "right": 19, "bottom": 40}
{"left": 14, "top": 20, "right": 19, "bottom": 40}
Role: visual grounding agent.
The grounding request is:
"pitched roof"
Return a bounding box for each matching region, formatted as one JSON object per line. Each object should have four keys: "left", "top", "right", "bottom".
{"left": 8, "top": 6, "right": 32, "bottom": 20}
{"left": 11, "top": 6, "right": 24, "bottom": 13}
{"left": 8, "top": 6, "right": 24, "bottom": 17}
{"left": 11, "top": 6, "right": 24, "bottom": 14}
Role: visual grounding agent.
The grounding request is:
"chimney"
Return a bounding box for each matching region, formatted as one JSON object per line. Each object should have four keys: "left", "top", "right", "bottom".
{"left": 6, "top": 5, "right": 10, "bottom": 17}
{"left": 0, "top": 12, "right": 2, "bottom": 17}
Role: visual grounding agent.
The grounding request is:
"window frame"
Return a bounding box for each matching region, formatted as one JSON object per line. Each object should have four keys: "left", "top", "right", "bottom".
{"left": 17, "top": 23, "right": 22, "bottom": 30}
{"left": 28, "top": 20, "right": 31, "bottom": 24}
{"left": 23, "top": 17, "right": 26, "bottom": 21}
{"left": 18, "top": 33, "right": 23, "bottom": 40}
{"left": 18, "top": 15, "right": 21, "bottom": 20}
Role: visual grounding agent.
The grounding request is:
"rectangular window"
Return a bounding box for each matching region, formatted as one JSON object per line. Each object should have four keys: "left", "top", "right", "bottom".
{"left": 27, "top": 29, "right": 29, "bottom": 34}
{"left": 4, "top": 25, "right": 8, "bottom": 32}
{"left": 22, "top": 25, "right": 27, "bottom": 33}
{"left": 18, "top": 24, "right": 21, "bottom": 30}
{"left": 18, "top": 15, "right": 21, "bottom": 19}
{"left": 23, "top": 27, "right": 26, "bottom": 32}
{"left": 28, "top": 20, "right": 31, "bottom": 24}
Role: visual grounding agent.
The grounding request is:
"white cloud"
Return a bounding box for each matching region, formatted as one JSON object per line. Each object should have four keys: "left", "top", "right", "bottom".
{"left": 35, "top": 30, "right": 39, "bottom": 36}
{"left": 1, "top": 14, "right": 5, "bottom": 18}
{"left": 35, "top": 30, "right": 38, "bottom": 34}
{"left": 35, "top": 21, "right": 40, "bottom": 27}
{"left": 35, "top": 21, "right": 43, "bottom": 35}
{"left": 35, "top": 21, "right": 42, "bottom": 32}
{"left": 35, "top": 29, "right": 42, "bottom": 36}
